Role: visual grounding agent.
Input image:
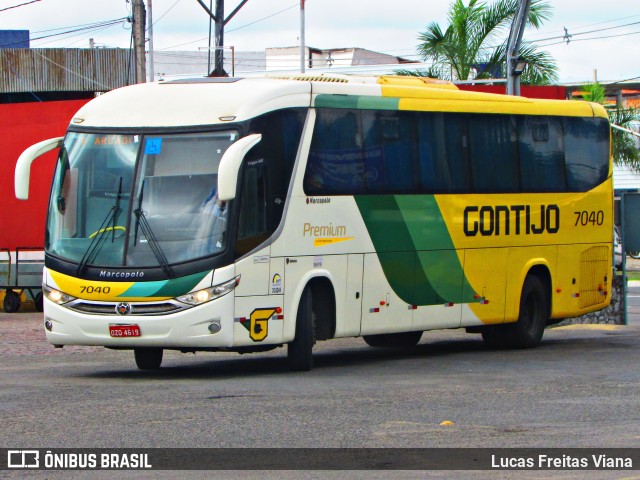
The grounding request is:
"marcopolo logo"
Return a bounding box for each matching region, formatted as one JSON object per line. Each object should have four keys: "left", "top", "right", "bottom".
{"left": 306, "top": 197, "right": 330, "bottom": 205}
{"left": 463, "top": 204, "right": 560, "bottom": 237}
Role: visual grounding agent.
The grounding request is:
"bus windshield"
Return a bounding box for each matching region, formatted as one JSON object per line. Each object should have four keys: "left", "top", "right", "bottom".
{"left": 46, "top": 130, "right": 239, "bottom": 268}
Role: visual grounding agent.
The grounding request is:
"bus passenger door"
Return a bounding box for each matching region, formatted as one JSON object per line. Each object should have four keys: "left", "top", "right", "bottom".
{"left": 342, "top": 254, "right": 364, "bottom": 337}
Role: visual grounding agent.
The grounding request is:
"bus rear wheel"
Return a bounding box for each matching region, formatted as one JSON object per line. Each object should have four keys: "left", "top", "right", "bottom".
{"left": 482, "top": 275, "right": 548, "bottom": 349}
{"left": 363, "top": 331, "right": 423, "bottom": 348}
{"left": 287, "top": 287, "right": 316, "bottom": 371}
{"left": 134, "top": 348, "right": 163, "bottom": 370}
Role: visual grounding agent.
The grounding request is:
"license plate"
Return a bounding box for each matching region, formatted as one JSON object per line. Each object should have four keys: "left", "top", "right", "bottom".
{"left": 109, "top": 325, "right": 141, "bottom": 338}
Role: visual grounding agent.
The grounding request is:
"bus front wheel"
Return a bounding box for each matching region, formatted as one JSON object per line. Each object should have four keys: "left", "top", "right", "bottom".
{"left": 134, "top": 348, "right": 163, "bottom": 370}
{"left": 287, "top": 287, "right": 316, "bottom": 371}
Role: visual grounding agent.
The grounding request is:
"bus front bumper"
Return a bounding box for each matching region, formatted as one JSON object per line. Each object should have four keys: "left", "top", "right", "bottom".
{"left": 42, "top": 292, "right": 236, "bottom": 349}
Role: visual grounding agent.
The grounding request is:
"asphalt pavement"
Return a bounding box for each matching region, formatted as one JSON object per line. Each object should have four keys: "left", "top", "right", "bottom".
{"left": 2, "top": 269, "right": 640, "bottom": 479}
{"left": 623, "top": 256, "right": 640, "bottom": 326}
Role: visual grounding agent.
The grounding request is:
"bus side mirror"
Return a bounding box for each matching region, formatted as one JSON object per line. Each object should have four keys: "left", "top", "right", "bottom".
{"left": 15, "top": 137, "right": 64, "bottom": 200}
{"left": 217, "top": 133, "right": 262, "bottom": 202}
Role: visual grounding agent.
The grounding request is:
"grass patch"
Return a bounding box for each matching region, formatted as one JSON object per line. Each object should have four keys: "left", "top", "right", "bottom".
{"left": 623, "top": 270, "right": 640, "bottom": 281}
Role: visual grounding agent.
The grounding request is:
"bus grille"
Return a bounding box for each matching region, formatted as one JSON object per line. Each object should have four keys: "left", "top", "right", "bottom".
{"left": 579, "top": 246, "right": 610, "bottom": 309}
{"left": 67, "top": 300, "right": 185, "bottom": 316}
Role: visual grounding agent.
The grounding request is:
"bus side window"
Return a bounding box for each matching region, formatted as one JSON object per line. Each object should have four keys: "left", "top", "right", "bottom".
{"left": 519, "top": 116, "right": 566, "bottom": 192}
{"left": 468, "top": 114, "right": 519, "bottom": 193}
{"left": 565, "top": 117, "right": 609, "bottom": 192}
{"left": 305, "top": 109, "right": 364, "bottom": 195}
{"left": 235, "top": 161, "right": 269, "bottom": 257}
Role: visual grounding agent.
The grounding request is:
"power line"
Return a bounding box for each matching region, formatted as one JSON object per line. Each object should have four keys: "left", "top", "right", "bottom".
{"left": 536, "top": 29, "right": 640, "bottom": 49}
{"left": 31, "top": 18, "right": 130, "bottom": 35}
{"left": 27, "top": 17, "right": 130, "bottom": 45}
{"left": 159, "top": 2, "right": 298, "bottom": 51}
{"left": 0, "top": 0, "right": 41, "bottom": 13}
{"left": 149, "top": 0, "right": 182, "bottom": 30}
{"left": 526, "top": 13, "right": 640, "bottom": 39}
{"left": 226, "top": 2, "right": 298, "bottom": 33}
{"left": 528, "top": 19, "right": 640, "bottom": 44}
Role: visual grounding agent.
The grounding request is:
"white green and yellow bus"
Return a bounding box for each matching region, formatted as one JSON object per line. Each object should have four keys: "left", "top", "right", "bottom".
{"left": 15, "top": 75, "right": 613, "bottom": 371}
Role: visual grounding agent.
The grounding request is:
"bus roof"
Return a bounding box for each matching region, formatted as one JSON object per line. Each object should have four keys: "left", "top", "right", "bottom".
{"left": 70, "top": 75, "right": 607, "bottom": 129}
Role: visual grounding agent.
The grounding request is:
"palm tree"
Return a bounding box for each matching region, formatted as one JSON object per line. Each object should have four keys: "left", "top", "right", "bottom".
{"left": 610, "top": 107, "right": 640, "bottom": 170}
{"left": 580, "top": 82, "right": 640, "bottom": 170}
{"left": 415, "top": 0, "right": 558, "bottom": 84}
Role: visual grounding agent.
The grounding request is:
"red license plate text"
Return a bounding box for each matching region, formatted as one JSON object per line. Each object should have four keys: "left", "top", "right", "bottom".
{"left": 109, "top": 325, "right": 141, "bottom": 337}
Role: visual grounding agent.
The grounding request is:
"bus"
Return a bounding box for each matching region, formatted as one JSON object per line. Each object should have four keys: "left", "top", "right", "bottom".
{"left": 15, "top": 74, "right": 613, "bottom": 371}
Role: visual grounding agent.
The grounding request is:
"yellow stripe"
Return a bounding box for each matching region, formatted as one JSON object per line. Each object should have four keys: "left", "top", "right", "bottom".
{"left": 48, "top": 269, "right": 170, "bottom": 302}
{"left": 313, "top": 237, "right": 354, "bottom": 247}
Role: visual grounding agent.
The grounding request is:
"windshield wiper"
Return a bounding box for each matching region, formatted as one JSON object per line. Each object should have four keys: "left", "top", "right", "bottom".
{"left": 133, "top": 179, "right": 145, "bottom": 247}
{"left": 76, "top": 177, "right": 124, "bottom": 275}
{"left": 133, "top": 208, "right": 175, "bottom": 278}
{"left": 132, "top": 181, "right": 175, "bottom": 278}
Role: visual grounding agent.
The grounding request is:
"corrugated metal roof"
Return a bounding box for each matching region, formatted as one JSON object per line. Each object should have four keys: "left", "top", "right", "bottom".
{"left": 0, "top": 48, "right": 134, "bottom": 93}
{"left": 614, "top": 163, "right": 640, "bottom": 190}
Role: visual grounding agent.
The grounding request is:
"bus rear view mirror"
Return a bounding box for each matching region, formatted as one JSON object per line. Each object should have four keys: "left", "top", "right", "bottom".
{"left": 15, "top": 137, "right": 64, "bottom": 200}
{"left": 217, "top": 133, "right": 262, "bottom": 202}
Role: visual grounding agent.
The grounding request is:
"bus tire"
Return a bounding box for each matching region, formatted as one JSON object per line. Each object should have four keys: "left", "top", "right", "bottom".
{"left": 287, "top": 287, "right": 316, "bottom": 371}
{"left": 3, "top": 290, "right": 21, "bottom": 313}
{"left": 363, "top": 331, "right": 422, "bottom": 348}
{"left": 134, "top": 348, "right": 163, "bottom": 370}
{"left": 508, "top": 274, "right": 548, "bottom": 348}
{"left": 482, "top": 275, "right": 548, "bottom": 349}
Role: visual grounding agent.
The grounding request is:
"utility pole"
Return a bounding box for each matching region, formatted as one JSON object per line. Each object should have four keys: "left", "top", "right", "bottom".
{"left": 196, "top": 0, "right": 250, "bottom": 76}
{"left": 132, "top": 0, "right": 147, "bottom": 83}
{"left": 300, "top": 0, "right": 306, "bottom": 73}
{"left": 506, "top": 0, "right": 530, "bottom": 96}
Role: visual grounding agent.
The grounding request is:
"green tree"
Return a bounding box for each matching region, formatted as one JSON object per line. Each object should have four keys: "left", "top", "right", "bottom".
{"left": 579, "top": 82, "right": 640, "bottom": 170}
{"left": 610, "top": 107, "right": 640, "bottom": 170}
{"left": 413, "top": 0, "right": 558, "bottom": 84}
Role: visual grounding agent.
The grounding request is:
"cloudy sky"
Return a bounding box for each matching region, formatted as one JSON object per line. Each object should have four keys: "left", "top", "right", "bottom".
{"left": 2, "top": 0, "right": 639, "bottom": 83}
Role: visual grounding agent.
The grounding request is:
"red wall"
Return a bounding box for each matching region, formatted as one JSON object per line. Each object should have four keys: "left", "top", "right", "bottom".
{"left": 457, "top": 84, "right": 566, "bottom": 100}
{"left": 0, "top": 99, "right": 90, "bottom": 251}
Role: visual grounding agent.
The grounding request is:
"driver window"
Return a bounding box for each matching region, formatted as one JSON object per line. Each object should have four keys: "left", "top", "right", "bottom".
{"left": 236, "top": 159, "right": 268, "bottom": 256}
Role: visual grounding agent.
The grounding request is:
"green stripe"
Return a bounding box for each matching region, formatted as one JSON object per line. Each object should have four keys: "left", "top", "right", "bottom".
{"left": 314, "top": 94, "right": 400, "bottom": 110}
{"left": 355, "top": 195, "right": 477, "bottom": 306}
{"left": 119, "top": 271, "right": 209, "bottom": 298}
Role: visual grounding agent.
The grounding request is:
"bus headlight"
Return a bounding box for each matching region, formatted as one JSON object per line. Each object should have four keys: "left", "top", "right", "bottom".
{"left": 177, "top": 275, "right": 240, "bottom": 306}
{"left": 43, "top": 284, "right": 76, "bottom": 305}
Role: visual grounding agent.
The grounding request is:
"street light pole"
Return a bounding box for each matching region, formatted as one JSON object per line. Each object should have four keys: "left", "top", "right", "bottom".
{"left": 195, "top": 0, "right": 251, "bottom": 77}
{"left": 506, "top": 0, "right": 530, "bottom": 96}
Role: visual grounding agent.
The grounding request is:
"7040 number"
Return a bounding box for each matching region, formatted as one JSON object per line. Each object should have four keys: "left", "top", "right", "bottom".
{"left": 574, "top": 210, "right": 604, "bottom": 226}
{"left": 79, "top": 286, "right": 111, "bottom": 294}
